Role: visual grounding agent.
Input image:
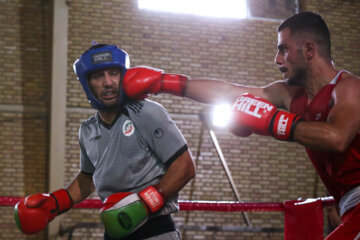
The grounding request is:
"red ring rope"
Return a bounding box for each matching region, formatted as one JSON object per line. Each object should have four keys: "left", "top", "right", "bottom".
{"left": 0, "top": 196, "right": 335, "bottom": 211}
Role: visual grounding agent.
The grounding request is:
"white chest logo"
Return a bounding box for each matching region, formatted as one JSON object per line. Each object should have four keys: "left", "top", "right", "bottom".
{"left": 122, "top": 120, "right": 135, "bottom": 137}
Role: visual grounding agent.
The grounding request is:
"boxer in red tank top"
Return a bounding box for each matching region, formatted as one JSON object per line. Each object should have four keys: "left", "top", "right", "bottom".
{"left": 290, "top": 71, "right": 360, "bottom": 240}
{"left": 124, "top": 11, "right": 360, "bottom": 239}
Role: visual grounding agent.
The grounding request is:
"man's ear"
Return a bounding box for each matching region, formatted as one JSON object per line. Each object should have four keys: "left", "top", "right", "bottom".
{"left": 304, "top": 42, "right": 315, "bottom": 59}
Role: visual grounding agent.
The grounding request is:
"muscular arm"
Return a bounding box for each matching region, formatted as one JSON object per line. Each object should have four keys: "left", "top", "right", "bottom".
{"left": 123, "top": 67, "right": 295, "bottom": 108}
{"left": 293, "top": 76, "right": 360, "bottom": 152}
{"left": 157, "top": 150, "right": 195, "bottom": 199}
{"left": 184, "top": 79, "right": 264, "bottom": 103}
{"left": 66, "top": 171, "right": 95, "bottom": 204}
{"left": 185, "top": 78, "right": 294, "bottom": 108}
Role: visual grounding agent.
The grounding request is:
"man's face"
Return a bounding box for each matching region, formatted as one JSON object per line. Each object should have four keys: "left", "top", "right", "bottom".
{"left": 274, "top": 28, "right": 307, "bottom": 86}
{"left": 88, "top": 67, "right": 122, "bottom": 108}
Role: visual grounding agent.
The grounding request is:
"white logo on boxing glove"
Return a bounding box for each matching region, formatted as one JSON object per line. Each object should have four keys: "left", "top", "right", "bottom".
{"left": 277, "top": 114, "right": 289, "bottom": 136}
{"left": 142, "top": 188, "right": 162, "bottom": 209}
{"left": 232, "top": 96, "right": 274, "bottom": 118}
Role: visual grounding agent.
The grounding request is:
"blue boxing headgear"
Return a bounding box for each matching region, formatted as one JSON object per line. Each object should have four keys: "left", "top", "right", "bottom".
{"left": 73, "top": 43, "right": 130, "bottom": 110}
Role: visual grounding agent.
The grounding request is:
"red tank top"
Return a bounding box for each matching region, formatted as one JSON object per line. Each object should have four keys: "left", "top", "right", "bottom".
{"left": 290, "top": 71, "right": 360, "bottom": 202}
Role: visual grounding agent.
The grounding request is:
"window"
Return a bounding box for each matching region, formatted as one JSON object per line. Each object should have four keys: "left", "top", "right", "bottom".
{"left": 138, "top": 0, "right": 248, "bottom": 19}
{"left": 248, "top": 0, "right": 298, "bottom": 20}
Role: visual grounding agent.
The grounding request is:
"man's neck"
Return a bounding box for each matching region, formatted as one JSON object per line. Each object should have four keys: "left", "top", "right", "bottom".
{"left": 302, "top": 60, "right": 338, "bottom": 99}
{"left": 98, "top": 109, "right": 121, "bottom": 125}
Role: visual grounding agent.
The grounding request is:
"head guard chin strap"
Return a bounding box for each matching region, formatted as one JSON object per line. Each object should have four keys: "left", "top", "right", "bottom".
{"left": 73, "top": 43, "right": 130, "bottom": 110}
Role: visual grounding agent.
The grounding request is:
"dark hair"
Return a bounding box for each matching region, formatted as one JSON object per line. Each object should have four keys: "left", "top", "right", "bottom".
{"left": 278, "top": 11, "right": 331, "bottom": 60}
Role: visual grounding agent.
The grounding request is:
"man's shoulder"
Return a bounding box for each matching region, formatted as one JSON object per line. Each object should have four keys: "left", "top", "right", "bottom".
{"left": 270, "top": 80, "right": 301, "bottom": 91}
{"left": 80, "top": 115, "right": 97, "bottom": 127}
{"left": 126, "top": 99, "right": 165, "bottom": 117}
{"left": 78, "top": 115, "right": 98, "bottom": 141}
{"left": 340, "top": 71, "right": 360, "bottom": 84}
{"left": 264, "top": 80, "right": 301, "bottom": 109}
{"left": 335, "top": 71, "right": 360, "bottom": 98}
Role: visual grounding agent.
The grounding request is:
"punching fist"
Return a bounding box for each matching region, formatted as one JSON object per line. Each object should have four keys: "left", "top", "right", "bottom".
{"left": 123, "top": 66, "right": 188, "bottom": 99}
{"left": 100, "top": 185, "right": 164, "bottom": 239}
{"left": 230, "top": 93, "right": 303, "bottom": 141}
{"left": 14, "top": 189, "right": 74, "bottom": 234}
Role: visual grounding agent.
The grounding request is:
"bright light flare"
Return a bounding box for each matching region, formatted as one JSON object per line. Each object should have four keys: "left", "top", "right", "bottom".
{"left": 212, "top": 104, "right": 232, "bottom": 127}
{"left": 138, "top": 0, "right": 247, "bottom": 19}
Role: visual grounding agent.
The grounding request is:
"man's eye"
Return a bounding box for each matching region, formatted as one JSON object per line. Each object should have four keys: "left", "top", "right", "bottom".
{"left": 92, "top": 73, "right": 103, "bottom": 79}
{"left": 110, "top": 71, "right": 120, "bottom": 75}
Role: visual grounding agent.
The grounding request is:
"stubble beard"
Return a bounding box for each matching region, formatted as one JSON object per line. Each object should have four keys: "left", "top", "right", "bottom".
{"left": 286, "top": 66, "right": 307, "bottom": 87}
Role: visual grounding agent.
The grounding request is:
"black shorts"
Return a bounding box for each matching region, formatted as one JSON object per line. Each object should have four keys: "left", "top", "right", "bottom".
{"left": 104, "top": 214, "right": 176, "bottom": 240}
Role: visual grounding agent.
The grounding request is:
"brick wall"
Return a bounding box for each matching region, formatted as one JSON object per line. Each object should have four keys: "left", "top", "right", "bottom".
{"left": 1, "top": 0, "right": 360, "bottom": 239}
{"left": 0, "top": 0, "right": 52, "bottom": 239}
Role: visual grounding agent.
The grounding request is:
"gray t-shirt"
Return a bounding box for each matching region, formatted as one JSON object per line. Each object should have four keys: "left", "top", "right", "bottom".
{"left": 79, "top": 99, "right": 188, "bottom": 216}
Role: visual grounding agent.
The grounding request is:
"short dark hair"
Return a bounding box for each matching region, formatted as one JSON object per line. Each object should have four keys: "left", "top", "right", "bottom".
{"left": 278, "top": 11, "right": 331, "bottom": 60}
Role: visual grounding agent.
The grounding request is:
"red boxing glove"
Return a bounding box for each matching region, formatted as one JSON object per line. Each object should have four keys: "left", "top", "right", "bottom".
{"left": 14, "top": 189, "right": 74, "bottom": 234}
{"left": 230, "top": 93, "right": 303, "bottom": 141}
{"left": 123, "top": 66, "right": 188, "bottom": 99}
{"left": 138, "top": 185, "right": 165, "bottom": 213}
{"left": 228, "top": 124, "right": 253, "bottom": 137}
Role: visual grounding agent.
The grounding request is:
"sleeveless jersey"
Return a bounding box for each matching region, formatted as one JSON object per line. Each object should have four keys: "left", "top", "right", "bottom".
{"left": 290, "top": 71, "right": 360, "bottom": 203}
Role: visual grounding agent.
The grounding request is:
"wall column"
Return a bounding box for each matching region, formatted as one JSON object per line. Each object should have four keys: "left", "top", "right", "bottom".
{"left": 48, "top": 0, "right": 69, "bottom": 238}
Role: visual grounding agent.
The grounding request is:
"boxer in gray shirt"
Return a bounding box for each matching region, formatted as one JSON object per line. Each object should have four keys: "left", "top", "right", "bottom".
{"left": 14, "top": 43, "right": 195, "bottom": 239}
{"left": 79, "top": 100, "right": 188, "bottom": 216}
{"left": 71, "top": 43, "right": 195, "bottom": 239}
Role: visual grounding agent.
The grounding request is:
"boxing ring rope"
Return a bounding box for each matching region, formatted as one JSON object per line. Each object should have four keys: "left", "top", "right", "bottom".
{"left": 1, "top": 196, "right": 336, "bottom": 238}
{"left": 0, "top": 195, "right": 336, "bottom": 210}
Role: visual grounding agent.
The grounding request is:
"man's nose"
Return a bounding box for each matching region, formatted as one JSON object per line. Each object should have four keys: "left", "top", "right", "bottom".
{"left": 274, "top": 51, "right": 282, "bottom": 65}
{"left": 103, "top": 73, "right": 114, "bottom": 86}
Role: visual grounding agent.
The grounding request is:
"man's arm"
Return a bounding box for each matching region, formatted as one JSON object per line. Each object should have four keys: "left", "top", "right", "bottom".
{"left": 123, "top": 66, "right": 294, "bottom": 109}
{"left": 185, "top": 78, "right": 298, "bottom": 109}
{"left": 293, "top": 75, "right": 360, "bottom": 152}
{"left": 184, "top": 79, "right": 264, "bottom": 104}
{"left": 99, "top": 150, "right": 195, "bottom": 239}
{"left": 66, "top": 170, "right": 95, "bottom": 204}
{"left": 157, "top": 150, "right": 195, "bottom": 199}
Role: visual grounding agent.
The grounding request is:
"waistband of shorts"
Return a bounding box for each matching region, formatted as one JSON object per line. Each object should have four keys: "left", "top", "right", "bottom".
{"left": 339, "top": 185, "right": 360, "bottom": 216}
{"left": 107, "top": 214, "right": 176, "bottom": 240}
